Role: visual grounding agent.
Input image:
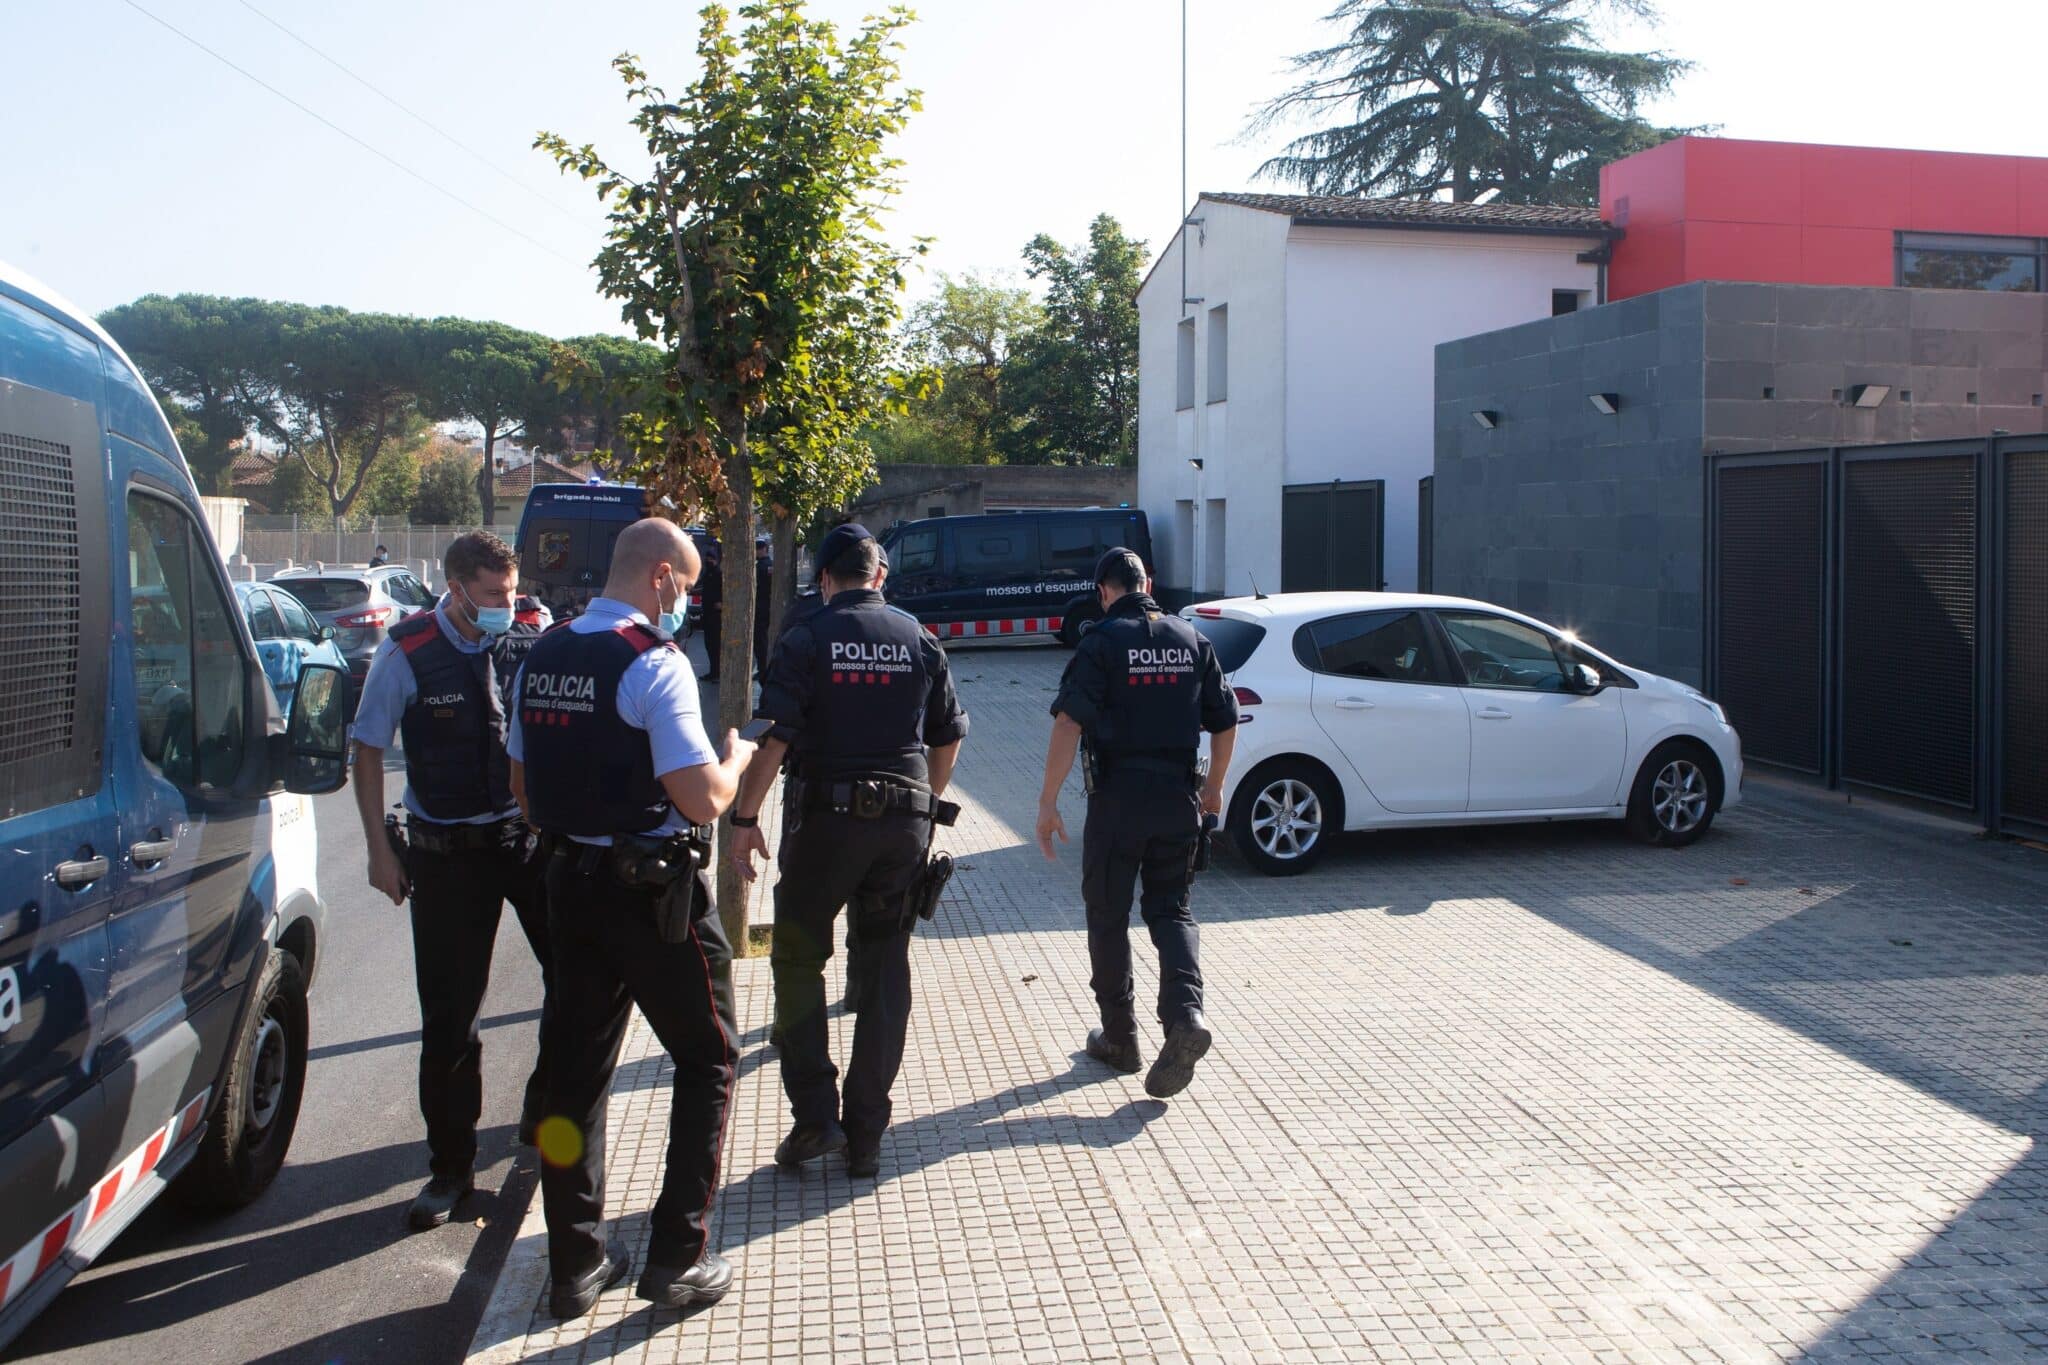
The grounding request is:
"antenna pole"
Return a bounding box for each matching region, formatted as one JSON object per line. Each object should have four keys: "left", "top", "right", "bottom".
{"left": 1180, "top": 0, "right": 1188, "bottom": 320}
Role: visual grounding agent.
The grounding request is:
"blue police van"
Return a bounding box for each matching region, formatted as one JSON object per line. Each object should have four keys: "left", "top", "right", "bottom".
{"left": 0, "top": 264, "right": 350, "bottom": 1347}
{"left": 879, "top": 508, "right": 1154, "bottom": 646}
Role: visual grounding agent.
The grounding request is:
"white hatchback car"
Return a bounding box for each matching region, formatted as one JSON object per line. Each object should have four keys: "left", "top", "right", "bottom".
{"left": 1185, "top": 593, "right": 1743, "bottom": 875}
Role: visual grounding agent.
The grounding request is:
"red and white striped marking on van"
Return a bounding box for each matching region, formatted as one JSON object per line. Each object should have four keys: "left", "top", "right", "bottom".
{"left": 933, "top": 616, "right": 1063, "bottom": 639}
{"left": 0, "top": 1089, "right": 210, "bottom": 1311}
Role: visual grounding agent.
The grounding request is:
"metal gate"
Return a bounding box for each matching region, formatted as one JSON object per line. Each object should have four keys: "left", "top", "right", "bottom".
{"left": 1281, "top": 481, "right": 1383, "bottom": 592}
{"left": 1708, "top": 434, "right": 2047, "bottom": 834}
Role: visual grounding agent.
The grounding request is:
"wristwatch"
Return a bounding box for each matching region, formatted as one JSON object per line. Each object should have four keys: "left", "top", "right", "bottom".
{"left": 730, "top": 812, "right": 759, "bottom": 829}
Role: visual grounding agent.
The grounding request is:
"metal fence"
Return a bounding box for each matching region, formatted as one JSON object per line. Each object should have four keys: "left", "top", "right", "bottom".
{"left": 239, "top": 518, "right": 507, "bottom": 571}
{"left": 1706, "top": 432, "right": 2048, "bottom": 836}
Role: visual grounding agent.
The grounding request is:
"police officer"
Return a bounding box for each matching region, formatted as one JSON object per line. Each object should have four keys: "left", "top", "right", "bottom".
{"left": 508, "top": 517, "right": 756, "bottom": 1319}
{"left": 1035, "top": 548, "right": 1238, "bottom": 1099}
{"left": 350, "top": 530, "right": 556, "bottom": 1230}
{"left": 751, "top": 533, "right": 775, "bottom": 677}
{"left": 695, "top": 531, "right": 724, "bottom": 681}
{"left": 730, "top": 523, "right": 967, "bottom": 1178}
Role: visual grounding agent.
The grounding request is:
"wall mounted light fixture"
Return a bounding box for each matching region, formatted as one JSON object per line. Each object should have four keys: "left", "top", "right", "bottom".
{"left": 1187, "top": 457, "right": 1204, "bottom": 471}
{"left": 1588, "top": 393, "right": 1620, "bottom": 415}
{"left": 1472, "top": 410, "right": 1499, "bottom": 429}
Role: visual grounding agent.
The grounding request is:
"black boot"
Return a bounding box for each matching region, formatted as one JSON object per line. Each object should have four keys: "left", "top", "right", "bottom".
{"left": 1085, "top": 1027, "right": 1142, "bottom": 1074}
{"left": 1145, "top": 1011, "right": 1213, "bottom": 1099}
{"left": 406, "top": 1173, "right": 472, "bottom": 1230}
{"left": 844, "top": 1130, "right": 882, "bottom": 1178}
{"left": 551, "top": 1239, "right": 632, "bottom": 1319}
{"left": 638, "top": 1250, "right": 735, "bottom": 1308}
{"left": 775, "top": 1120, "right": 847, "bottom": 1168}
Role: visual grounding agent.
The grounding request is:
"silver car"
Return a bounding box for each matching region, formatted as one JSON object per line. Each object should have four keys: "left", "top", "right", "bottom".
{"left": 268, "top": 565, "right": 435, "bottom": 693}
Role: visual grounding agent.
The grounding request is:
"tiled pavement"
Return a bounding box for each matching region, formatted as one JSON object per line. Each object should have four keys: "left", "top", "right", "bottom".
{"left": 468, "top": 647, "right": 2048, "bottom": 1363}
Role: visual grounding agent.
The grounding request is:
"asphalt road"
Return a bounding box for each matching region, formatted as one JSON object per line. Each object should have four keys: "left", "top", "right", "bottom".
{"left": 10, "top": 768, "right": 547, "bottom": 1365}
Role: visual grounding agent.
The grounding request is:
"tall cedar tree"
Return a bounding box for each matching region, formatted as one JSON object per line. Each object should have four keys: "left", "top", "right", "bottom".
{"left": 1251, "top": 0, "right": 1695, "bottom": 205}
{"left": 999, "top": 216, "right": 1144, "bottom": 467}
{"left": 538, "top": 2, "right": 921, "bottom": 948}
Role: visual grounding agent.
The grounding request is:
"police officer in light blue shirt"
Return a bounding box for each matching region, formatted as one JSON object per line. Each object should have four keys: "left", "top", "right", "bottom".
{"left": 350, "top": 530, "right": 557, "bottom": 1231}
{"left": 507, "top": 516, "right": 756, "bottom": 1320}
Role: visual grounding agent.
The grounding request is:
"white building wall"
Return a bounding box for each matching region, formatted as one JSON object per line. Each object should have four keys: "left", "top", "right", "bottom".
{"left": 1282, "top": 226, "right": 1602, "bottom": 590}
{"left": 1136, "top": 200, "right": 1291, "bottom": 600}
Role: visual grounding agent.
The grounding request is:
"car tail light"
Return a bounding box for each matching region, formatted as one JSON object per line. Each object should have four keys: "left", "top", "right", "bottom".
{"left": 335, "top": 606, "right": 396, "bottom": 628}
{"left": 1233, "top": 686, "right": 1262, "bottom": 706}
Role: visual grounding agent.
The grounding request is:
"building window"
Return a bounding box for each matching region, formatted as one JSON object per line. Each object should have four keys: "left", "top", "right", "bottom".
{"left": 1206, "top": 305, "right": 1228, "bottom": 402}
{"left": 1551, "top": 289, "right": 1589, "bottom": 316}
{"left": 1897, "top": 233, "right": 2044, "bottom": 292}
{"left": 1202, "top": 499, "right": 1227, "bottom": 594}
{"left": 1175, "top": 318, "right": 1196, "bottom": 410}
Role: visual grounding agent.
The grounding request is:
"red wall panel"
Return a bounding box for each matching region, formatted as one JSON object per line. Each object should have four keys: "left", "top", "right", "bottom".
{"left": 1604, "top": 137, "right": 2048, "bottom": 299}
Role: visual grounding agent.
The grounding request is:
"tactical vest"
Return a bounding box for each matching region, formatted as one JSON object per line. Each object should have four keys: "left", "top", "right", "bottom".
{"left": 1080, "top": 594, "right": 1207, "bottom": 772}
{"left": 790, "top": 591, "right": 935, "bottom": 783}
{"left": 391, "top": 601, "right": 543, "bottom": 820}
{"left": 518, "top": 620, "right": 674, "bottom": 836}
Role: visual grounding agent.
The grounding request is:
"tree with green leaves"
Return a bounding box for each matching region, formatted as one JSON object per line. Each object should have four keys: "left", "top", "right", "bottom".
{"left": 538, "top": 1, "right": 922, "bottom": 947}
{"left": 427, "top": 319, "right": 565, "bottom": 523}
{"left": 1250, "top": 0, "right": 1695, "bottom": 205}
{"left": 99, "top": 294, "right": 283, "bottom": 493}
{"left": 411, "top": 450, "right": 483, "bottom": 524}
{"left": 551, "top": 333, "right": 665, "bottom": 463}
{"left": 999, "top": 215, "right": 1145, "bottom": 467}
{"left": 888, "top": 273, "right": 1041, "bottom": 464}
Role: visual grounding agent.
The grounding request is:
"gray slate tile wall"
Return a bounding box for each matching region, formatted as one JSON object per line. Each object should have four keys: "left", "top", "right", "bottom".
{"left": 1433, "top": 283, "right": 2048, "bottom": 687}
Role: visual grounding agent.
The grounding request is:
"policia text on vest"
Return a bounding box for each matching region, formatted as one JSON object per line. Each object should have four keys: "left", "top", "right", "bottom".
{"left": 349, "top": 531, "right": 560, "bottom": 1234}
{"left": 1036, "top": 548, "right": 1239, "bottom": 1102}
{"left": 507, "top": 517, "right": 761, "bottom": 1320}
{"left": 730, "top": 522, "right": 969, "bottom": 1182}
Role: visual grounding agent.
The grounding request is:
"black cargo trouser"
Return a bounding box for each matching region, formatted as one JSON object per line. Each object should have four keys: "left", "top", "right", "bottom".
{"left": 1081, "top": 777, "right": 1204, "bottom": 1037}
{"left": 540, "top": 852, "right": 736, "bottom": 1280}
{"left": 405, "top": 825, "right": 555, "bottom": 1183}
{"left": 771, "top": 808, "right": 928, "bottom": 1141}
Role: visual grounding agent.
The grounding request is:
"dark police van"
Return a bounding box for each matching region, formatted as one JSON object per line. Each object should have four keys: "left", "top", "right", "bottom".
{"left": 0, "top": 264, "right": 350, "bottom": 1347}
{"left": 513, "top": 481, "right": 653, "bottom": 619}
{"left": 879, "top": 508, "right": 1153, "bottom": 646}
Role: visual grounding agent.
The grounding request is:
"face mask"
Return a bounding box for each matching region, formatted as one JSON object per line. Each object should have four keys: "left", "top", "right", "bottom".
{"left": 458, "top": 583, "right": 513, "bottom": 636}
{"left": 658, "top": 572, "right": 689, "bottom": 638}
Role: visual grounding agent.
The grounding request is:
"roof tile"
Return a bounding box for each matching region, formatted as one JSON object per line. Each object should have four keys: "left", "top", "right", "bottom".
{"left": 1204, "top": 191, "right": 1608, "bottom": 234}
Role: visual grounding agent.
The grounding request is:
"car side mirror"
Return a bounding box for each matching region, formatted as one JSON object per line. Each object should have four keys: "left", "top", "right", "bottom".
{"left": 283, "top": 663, "right": 350, "bottom": 794}
{"left": 1567, "top": 662, "right": 1602, "bottom": 694}
{"left": 317, "top": 625, "right": 336, "bottom": 643}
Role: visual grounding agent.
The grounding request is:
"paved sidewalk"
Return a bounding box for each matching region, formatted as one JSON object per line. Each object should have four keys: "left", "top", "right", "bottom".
{"left": 469, "top": 648, "right": 2047, "bottom": 1363}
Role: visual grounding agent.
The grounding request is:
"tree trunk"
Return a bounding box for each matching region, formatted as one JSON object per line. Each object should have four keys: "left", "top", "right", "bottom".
{"left": 768, "top": 513, "right": 799, "bottom": 646}
{"left": 713, "top": 407, "right": 756, "bottom": 954}
{"left": 479, "top": 425, "right": 498, "bottom": 526}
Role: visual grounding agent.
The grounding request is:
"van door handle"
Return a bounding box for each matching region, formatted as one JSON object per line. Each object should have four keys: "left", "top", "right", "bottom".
{"left": 1334, "top": 696, "right": 1374, "bottom": 710}
{"left": 131, "top": 838, "right": 177, "bottom": 868}
{"left": 55, "top": 857, "right": 111, "bottom": 889}
{"left": 1476, "top": 706, "right": 1512, "bottom": 720}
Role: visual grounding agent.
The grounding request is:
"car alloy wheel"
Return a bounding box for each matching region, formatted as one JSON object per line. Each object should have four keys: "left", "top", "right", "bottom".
{"left": 1250, "top": 777, "right": 1322, "bottom": 861}
{"left": 1651, "top": 757, "right": 1710, "bottom": 835}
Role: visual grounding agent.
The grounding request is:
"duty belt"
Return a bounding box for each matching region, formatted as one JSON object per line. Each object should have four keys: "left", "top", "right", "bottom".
{"left": 1097, "top": 754, "right": 1201, "bottom": 786}
{"left": 406, "top": 815, "right": 528, "bottom": 854}
{"left": 803, "top": 776, "right": 946, "bottom": 821}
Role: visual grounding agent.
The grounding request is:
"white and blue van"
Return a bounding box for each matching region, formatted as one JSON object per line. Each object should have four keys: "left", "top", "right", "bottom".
{"left": 0, "top": 264, "right": 349, "bottom": 1347}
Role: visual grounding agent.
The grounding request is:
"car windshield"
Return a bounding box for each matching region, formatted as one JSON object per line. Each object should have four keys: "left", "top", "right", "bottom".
{"left": 275, "top": 578, "right": 370, "bottom": 612}
{"left": 1189, "top": 615, "right": 1267, "bottom": 673}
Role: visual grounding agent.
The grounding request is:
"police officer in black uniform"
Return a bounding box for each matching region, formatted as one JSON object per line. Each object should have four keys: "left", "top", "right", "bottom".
{"left": 729, "top": 523, "right": 967, "bottom": 1178}
{"left": 1035, "top": 548, "right": 1238, "bottom": 1099}
{"left": 350, "top": 530, "right": 555, "bottom": 1229}
{"left": 508, "top": 517, "right": 757, "bottom": 1319}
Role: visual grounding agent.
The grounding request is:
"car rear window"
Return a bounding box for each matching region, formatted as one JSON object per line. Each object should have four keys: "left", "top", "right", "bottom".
{"left": 1189, "top": 615, "right": 1267, "bottom": 673}
{"left": 275, "top": 578, "right": 369, "bottom": 612}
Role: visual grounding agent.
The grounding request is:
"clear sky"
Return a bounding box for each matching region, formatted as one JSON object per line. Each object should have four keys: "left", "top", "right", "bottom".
{"left": 4, "top": 0, "right": 2039, "bottom": 340}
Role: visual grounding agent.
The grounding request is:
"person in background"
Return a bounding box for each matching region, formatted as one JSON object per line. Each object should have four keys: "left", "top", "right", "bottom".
{"left": 369, "top": 544, "right": 391, "bottom": 567}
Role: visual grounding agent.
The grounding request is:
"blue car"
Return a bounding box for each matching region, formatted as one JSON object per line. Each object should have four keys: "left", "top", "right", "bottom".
{"left": 233, "top": 581, "right": 349, "bottom": 718}
{"left": 0, "top": 261, "right": 349, "bottom": 1350}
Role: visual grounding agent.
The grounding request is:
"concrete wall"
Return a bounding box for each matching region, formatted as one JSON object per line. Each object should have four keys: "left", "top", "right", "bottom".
{"left": 847, "top": 479, "right": 984, "bottom": 531}
{"left": 1433, "top": 281, "right": 2048, "bottom": 686}
{"left": 1285, "top": 226, "right": 1604, "bottom": 593}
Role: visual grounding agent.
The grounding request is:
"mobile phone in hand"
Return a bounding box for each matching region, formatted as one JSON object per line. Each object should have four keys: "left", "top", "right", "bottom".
{"left": 738, "top": 718, "right": 775, "bottom": 743}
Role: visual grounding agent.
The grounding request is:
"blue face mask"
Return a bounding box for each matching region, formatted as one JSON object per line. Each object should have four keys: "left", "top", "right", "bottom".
{"left": 457, "top": 584, "right": 514, "bottom": 636}
{"left": 658, "top": 573, "right": 689, "bottom": 638}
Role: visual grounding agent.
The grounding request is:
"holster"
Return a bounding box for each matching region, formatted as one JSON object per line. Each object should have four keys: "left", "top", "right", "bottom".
{"left": 1191, "top": 812, "right": 1218, "bottom": 875}
{"left": 383, "top": 813, "right": 409, "bottom": 865}
{"left": 1080, "top": 742, "right": 1101, "bottom": 796}
{"left": 609, "top": 827, "right": 714, "bottom": 943}
{"left": 901, "top": 799, "right": 962, "bottom": 929}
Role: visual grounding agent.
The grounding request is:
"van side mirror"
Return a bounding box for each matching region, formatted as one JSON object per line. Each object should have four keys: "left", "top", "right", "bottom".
{"left": 284, "top": 663, "right": 350, "bottom": 794}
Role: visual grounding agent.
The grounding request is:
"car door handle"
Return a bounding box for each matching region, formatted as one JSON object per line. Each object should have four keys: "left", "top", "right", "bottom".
{"left": 1476, "top": 706, "right": 1512, "bottom": 720}
{"left": 131, "top": 838, "right": 177, "bottom": 867}
{"left": 54, "top": 856, "right": 111, "bottom": 889}
{"left": 1334, "top": 696, "right": 1375, "bottom": 710}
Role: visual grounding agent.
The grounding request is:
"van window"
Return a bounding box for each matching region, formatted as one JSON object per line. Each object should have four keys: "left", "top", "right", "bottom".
{"left": 130, "top": 493, "right": 248, "bottom": 789}
{"left": 1042, "top": 521, "right": 1100, "bottom": 572}
{"left": 957, "top": 528, "right": 1031, "bottom": 574}
{"left": 893, "top": 528, "right": 939, "bottom": 575}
